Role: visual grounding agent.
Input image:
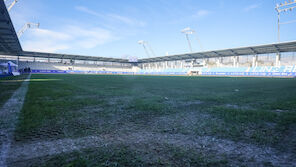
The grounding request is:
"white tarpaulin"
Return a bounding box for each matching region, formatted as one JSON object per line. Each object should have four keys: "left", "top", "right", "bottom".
{"left": 0, "top": 61, "right": 18, "bottom": 67}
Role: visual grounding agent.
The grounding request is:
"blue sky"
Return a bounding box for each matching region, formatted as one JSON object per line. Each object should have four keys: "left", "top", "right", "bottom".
{"left": 7, "top": 0, "right": 296, "bottom": 59}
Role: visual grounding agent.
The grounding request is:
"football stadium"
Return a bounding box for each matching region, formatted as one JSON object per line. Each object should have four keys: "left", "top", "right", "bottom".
{"left": 1, "top": 0, "right": 296, "bottom": 166}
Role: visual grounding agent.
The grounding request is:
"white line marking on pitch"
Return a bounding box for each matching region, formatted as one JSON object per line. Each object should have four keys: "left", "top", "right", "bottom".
{"left": 0, "top": 74, "right": 31, "bottom": 167}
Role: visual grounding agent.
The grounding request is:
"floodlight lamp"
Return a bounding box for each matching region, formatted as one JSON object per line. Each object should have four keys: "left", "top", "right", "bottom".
{"left": 181, "top": 27, "right": 191, "bottom": 33}
{"left": 181, "top": 27, "right": 195, "bottom": 35}
{"left": 187, "top": 31, "right": 194, "bottom": 34}
{"left": 138, "top": 40, "right": 145, "bottom": 45}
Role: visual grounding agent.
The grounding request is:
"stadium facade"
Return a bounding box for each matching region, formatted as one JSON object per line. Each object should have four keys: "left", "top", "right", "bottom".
{"left": 1, "top": 0, "right": 296, "bottom": 77}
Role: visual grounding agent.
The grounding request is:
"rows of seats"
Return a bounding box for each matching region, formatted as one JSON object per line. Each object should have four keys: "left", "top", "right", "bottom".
{"left": 18, "top": 61, "right": 296, "bottom": 76}
{"left": 139, "top": 68, "right": 188, "bottom": 73}
{"left": 19, "top": 62, "right": 68, "bottom": 70}
{"left": 19, "top": 62, "right": 134, "bottom": 72}
{"left": 201, "top": 67, "right": 247, "bottom": 73}
{"left": 201, "top": 66, "right": 296, "bottom": 73}
{"left": 138, "top": 66, "right": 296, "bottom": 76}
{"left": 246, "top": 66, "right": 296, "bottom": 73}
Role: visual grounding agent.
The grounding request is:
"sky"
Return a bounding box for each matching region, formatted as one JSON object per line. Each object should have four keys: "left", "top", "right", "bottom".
{"left": 6, "top": 0, "right": 296, "bottom": 59}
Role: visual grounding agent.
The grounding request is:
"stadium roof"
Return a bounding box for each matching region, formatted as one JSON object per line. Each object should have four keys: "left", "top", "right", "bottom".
{"left": 138, "top": 40, "right": 296, "bottom": 63}
{"left": 0, "top": 0, "right": 22, "bottom": 55}
{"left": 21, "top": 51, "right": 131, "bottom": 63}
{"left": 19, "top": 40, "right": 296, "bottom": 64}
{"left": 6, "top": 41, "right": 296, "bottom": 64}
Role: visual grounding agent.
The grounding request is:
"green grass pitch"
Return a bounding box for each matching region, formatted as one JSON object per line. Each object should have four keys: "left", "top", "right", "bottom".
{"left": 4, "top": 74, "right": 296, "bottom": 166}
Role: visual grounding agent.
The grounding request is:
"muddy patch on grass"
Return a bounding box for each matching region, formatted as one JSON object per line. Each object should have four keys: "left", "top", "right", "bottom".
{"left": 7, "top": 131, "right": 296, "bottom": 167}
{"left": 276, "top": 124, "right": 296, "bottom": 154}
{"left": 164, "top": 99, "right": 204, "bottom": 108}
{"left": 126, "top": 132, "right": 296, "bottom": 167}
{"left": 107, "top": 96, "right": 133, "bottom": 110}
{"left": 150, "top": 110, "right": 214, "bottom": 134}
{"left": 72, "top": 95, "right": 100, "bottom": 100}
{"left": 224, "top": 104, "right": 253, "bottom": 110}
{"left": 182, "top": 100, "right": 204, "bottom": 106}
{"left": 273, "top": 109, "right": 290, "bottom": 113}
{"left": 14, "top": 126, "right": 64, "bottom": 143}
{"left": 77, "top": 105, "right": 104, "bottom": 113}
{"left": 16, "top": 95, "right": 135, "bottom": 142}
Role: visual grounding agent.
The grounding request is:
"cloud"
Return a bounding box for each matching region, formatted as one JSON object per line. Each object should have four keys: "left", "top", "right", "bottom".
{"left": 75, "top": 6, "right": 146, "bottom": 27}
{"left": 108, "top": 14, "right": 146, "bottom": 27}
{"left": 22, "top": 26, "right": 116, "bottom": 53}
{"left": 193, "top": 10, "right": 212, "bottom": 18}
{"left": 75, "top": 6, "right": 103, "bottom": 18}
{"left": 66, "top": 26, "right": 115, "bottom": 49}
{"left": 20, "top": 6, "right": 145, "bottom": 53}
{"left": 29, "top": 29, "right": 72, "bottom": 41}
{"left": 243, "top": 4, "right": 260, "bottom": 12}
{"left": 22, "top": 40, "right": 70, "bottom": 53}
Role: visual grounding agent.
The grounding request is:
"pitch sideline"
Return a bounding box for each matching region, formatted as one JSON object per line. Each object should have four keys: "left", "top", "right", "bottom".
{"left": 0, "top": 74, "right": 31, "bottom": 167}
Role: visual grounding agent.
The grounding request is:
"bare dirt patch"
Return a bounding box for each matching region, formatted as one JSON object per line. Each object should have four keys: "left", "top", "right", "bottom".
{"left": 276, "top": 124, "right": 296, "bottom": 154}
{"left": 7, "top": 131, "right": 296, "bottom": 167}
{"left": 150, "top": 110, "right": 213, "bottom": 134}
{"left": 164, "top": 99, "right": 204, "bottom": 108}
{"left": 224, "top": 104, "right": 253, "bottom": 110}
{"left": 273, "top": 109, "right": 290, "bottom": 113}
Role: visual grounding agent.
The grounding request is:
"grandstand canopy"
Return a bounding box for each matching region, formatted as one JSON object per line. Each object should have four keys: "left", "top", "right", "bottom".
{"left": 0, "top": 0, "right": 22, "bottom": 55}
{"left": 21, "top": 51, "right": 131, "bottom": 63}
{"left": 7, "top": 41, "right": 296, "bottom": 64}
{"left": 139, "top": 41, "right": 296, "bottom": 63}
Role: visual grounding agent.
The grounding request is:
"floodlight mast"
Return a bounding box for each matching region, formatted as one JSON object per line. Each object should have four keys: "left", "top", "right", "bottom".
{"left": 146, "top": 42, "right": 156, "bottom": 57}
{"left": 138, "top": 40, "right": 150, "bottom": 58}
{"left": 138, "top": 40, "right": 156, "bottom": 58}
{"left": 17, "top": 22, "right": 40, "bottom": 38}
{"left": 181, "top": 27, "right": 194, "bottom": 53}
{"left": 275, "top": 1, "right": 296, "bottom": 42}
{"left": 5, "top": 0, "right": 18, "bottom": 11}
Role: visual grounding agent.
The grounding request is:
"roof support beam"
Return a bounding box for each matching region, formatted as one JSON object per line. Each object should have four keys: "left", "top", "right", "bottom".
{"left": 0, "top": 19, "right": 10, "bottom": 23}
{"left": 198, "top": 53, "right": 209, "bottom": 59}
{"left": 229, "top": 49, "right": 239, "bottom": 56}
{"left": 212, "top": 51, "right": 223, "bottom": 57}
{"left": 249, "top": 47, "right": 259, "bottom": 55}
{"left": 273, "top": 45, "right": 280, "bottom": 52}
{"left": 0, "top": 33, "right": 14, "bottom": 36}
{"left": 0, "top": 27, "right": 12, "bottom": 31}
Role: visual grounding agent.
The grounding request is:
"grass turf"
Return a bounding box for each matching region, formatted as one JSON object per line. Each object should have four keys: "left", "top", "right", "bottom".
{"left": 14, "top": 74, "right": 296, "bottom": 166}
{"left": 0, "top": 74, "right": 29, "bottom": 108}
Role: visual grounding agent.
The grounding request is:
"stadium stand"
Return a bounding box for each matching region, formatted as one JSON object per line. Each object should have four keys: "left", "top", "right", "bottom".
{"left": 1, "top": 0, "right": 296, "bottom": 78}
{"left": 136, "top": 49, "right": 296, "bottom": 77}
{"left": 1, "top": 48, "right": 296, "bottom": 77}
{"left": 17, "top": 61, "right": 134, "bottom": 74}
